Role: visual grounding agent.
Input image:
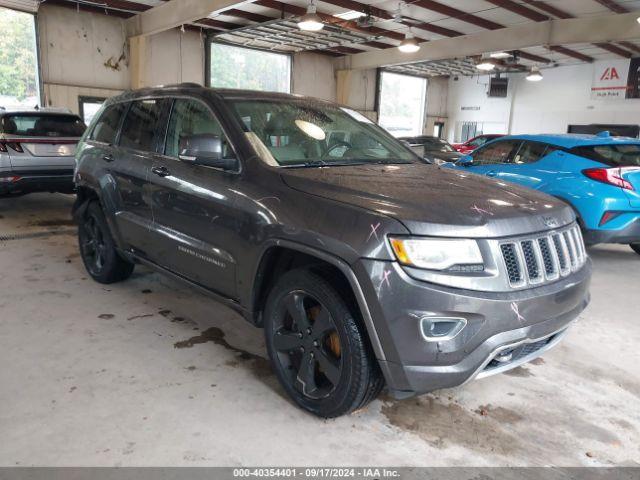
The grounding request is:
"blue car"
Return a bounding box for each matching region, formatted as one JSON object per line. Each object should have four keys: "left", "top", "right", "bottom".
{"left": 445, "top": 132, "right": 640, "bottom": 254}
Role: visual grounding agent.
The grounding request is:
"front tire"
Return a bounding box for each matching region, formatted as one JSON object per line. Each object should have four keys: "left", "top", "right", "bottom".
{"left": 630, "top": 243, "right": 640, "bottom": 255}
{"left": 78, "top": 202, "right": 134, "bottom": 284}
{"left": 264, "top": 269, "right": 383, "bottom": 418}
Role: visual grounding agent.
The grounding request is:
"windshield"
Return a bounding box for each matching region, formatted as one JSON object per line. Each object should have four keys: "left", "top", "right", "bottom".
{"left": 424, "top": 138, "right": 454, "bottom": 153}
{"left": 570, "top": 144, "right": 640, "bottom": 167}
{"left": 229, "top": 100, "right": 417, "bottom": 167}
{"left": 0, "top": 114, "right": 86, "bottom": 137}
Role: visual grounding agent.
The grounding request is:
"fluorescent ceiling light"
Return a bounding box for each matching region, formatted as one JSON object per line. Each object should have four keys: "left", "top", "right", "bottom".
{"left": 298, "top": 3, "right": 324, "bottom": 31}
{"left": 476, "top": 58, "right": 495, "bottom": 71}
{"left": 334, "top": 10, "right": 366, "bottom": 20}
{"left": 526, "top": 66, "right": 543, "bottom": 82}
{"left": 398, "top": 32, "right": 420, "bottom": 53}
{"left": 489, "top": 51, "right": 511, "bottom": 59}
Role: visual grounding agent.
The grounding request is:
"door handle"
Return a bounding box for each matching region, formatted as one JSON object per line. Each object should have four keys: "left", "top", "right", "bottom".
{"left": 486, "top": 171, "right": 497, "bottom": 177}
{"left": 102, "top": 154, "right": 114, "bottom": 162}
{"left": 152, "top": 166, "right": 170, "bottom": 177}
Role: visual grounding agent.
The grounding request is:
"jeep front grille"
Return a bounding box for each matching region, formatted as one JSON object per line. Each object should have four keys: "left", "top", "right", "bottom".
{"left": 499, "top": 224, "right": 586, "bottom": 289}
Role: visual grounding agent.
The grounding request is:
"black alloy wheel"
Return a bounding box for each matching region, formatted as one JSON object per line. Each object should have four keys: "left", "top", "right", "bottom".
{"left": 80, "top": 213, "right": 107, "bottom": 276}
{"left": 264, "top": 269, "right": 383, "bottom": 418}
{"left": 78, "top": 202, "right": 134, "bottom": 284}
{"left": 271, "top": 290, "right": 343, "bottom": 400}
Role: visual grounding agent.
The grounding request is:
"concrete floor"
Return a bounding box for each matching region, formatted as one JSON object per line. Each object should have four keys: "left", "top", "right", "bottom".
{"left": 0, "top": 193, "right": 639, "bottom": 467}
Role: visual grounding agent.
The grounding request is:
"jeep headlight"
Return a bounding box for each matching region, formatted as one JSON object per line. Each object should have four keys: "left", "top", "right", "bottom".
{"left": 389, "top": 237, "right": 483, "bottom": 271}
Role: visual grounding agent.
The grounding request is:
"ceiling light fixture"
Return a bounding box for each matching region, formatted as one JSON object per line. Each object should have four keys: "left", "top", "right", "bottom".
{"left": 489, "top": 51, "right": 511, "bottom": 59}
{"left": 298, "top": 1, "right": 324, "bottom": 31}
{"left": 476, "top": 56, "right": 495, "bottom": 71}
{"left": 526, "top": 66, "right": 543, "bottom": 82}
{"left": 398, "top": 30, "right": 420, "bottom": 53}
{"left": 334, "top": 10, "right": 366, "bottom": 20}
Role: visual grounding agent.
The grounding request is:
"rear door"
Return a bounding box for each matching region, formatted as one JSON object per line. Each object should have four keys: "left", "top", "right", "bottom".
{"left": 112, "top": 98, "right": 170, "bottom": 256}
{"left": 496, "top": 141, "right": 558, "bottom": 189}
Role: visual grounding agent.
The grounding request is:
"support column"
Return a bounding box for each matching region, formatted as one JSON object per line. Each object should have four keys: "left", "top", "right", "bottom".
{"left": 129, "top": 35, "right": 147, "bottom": 90}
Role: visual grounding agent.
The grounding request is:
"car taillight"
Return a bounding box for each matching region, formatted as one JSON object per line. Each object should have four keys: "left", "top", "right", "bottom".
{"left": 0, "top": 176, "right": 21, "bottom": 183}
{"left": 7, "top": 142, "right": 23, "bottom": 153}
{"left": 583, "top": 167, "right": 634, "bottom": 191}
{"left": 599, "top": 211, "right": 622, "bottom": 226}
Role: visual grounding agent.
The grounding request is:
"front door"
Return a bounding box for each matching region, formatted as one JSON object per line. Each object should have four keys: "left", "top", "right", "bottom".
{"left": 147, "top": 98, "right": 240, "bottom": 299}
{"left": 464, "top": 139, "right": 522, "bottom": 178}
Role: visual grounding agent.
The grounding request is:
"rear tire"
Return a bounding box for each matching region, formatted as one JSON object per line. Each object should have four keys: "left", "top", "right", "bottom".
{"left": 78, "top": 202, "right": 134, "bottom": 284}
{"left": 264, "top": 269, "right": 383, "bottom": 418}
{"left": 630, "top": 243, "right": 640, "bottom": 255}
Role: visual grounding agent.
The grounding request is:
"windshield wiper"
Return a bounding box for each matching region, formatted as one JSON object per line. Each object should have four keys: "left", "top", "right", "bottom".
{"left": 282, "top": 160, "right": 366, "bottom": 168}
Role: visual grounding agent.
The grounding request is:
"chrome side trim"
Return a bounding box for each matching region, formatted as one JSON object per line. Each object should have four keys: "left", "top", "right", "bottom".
{"left": 466, "top": 322, "right": 573, "bottom": 383}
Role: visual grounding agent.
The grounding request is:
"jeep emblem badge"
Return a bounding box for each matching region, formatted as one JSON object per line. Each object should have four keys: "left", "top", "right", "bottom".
{"left": 542, "top": 216, "right": 559, "bottom": 228}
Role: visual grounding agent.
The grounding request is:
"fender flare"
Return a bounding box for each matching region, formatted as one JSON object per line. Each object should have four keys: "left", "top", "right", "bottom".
{"left": 253, "top": 238, "right": 387, "bottom": 362}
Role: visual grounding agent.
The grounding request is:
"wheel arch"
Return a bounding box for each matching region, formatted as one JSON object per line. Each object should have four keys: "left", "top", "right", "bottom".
{"left": 250, "top": 240, "right": 386, "bottom": 363}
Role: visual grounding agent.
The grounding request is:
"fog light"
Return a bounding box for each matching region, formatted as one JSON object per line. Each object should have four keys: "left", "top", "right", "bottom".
{"left": 420, "top": 317, "right": 467, "bottom": 342}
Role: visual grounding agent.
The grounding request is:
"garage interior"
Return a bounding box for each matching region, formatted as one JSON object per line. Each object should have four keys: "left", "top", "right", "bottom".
{"left": 1, "top": 0, "right": 640, "bottom": 469}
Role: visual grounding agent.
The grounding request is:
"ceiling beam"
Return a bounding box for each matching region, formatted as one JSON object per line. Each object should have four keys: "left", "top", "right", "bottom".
{"left": 125, "top": 0, "right": 258, "bottom": 38}
{"left": 516, "top": 50, "right": 551, "bottom": 63}
{"left": 195, "top": 17, "right": 245, "bottom": 30}
{"left": 318, "top": 0, "right": 464, "bottom": 38}
{"left": 484, "top": 0, "right": 549, "bottom": 22}
{"left": 592, "top": 42, "right": 633, "bottom": 58}
{"left": 256, "top": 0, "right": 423, "bottom": 43}
{"left": 618, "top": 41, "right": 640, "bottom": 54}
{"left": 510, "top": 0, "right": 633, "bottom": 59}
{"left": 411, "top": 0, "right": 504, "bottom": 30}
{"left": 337, "top": 11, "right": 640, "bottom": 70}
{"left": 546, "top": 45, "right": 594, "bottom": 62}
{"left": 222, "top": 8, "right": 273, "bottom": 23}
{"left": 592, "top": 0, "right": 628, "bottom": 14}
{"left": 520, "top": 0, "right": 572, "bottom": 19}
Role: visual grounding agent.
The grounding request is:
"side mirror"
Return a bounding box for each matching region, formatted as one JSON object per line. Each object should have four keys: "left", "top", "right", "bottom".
{"left": 178, "top": 134, "right": 237, "bottom": 170}
{"left": 457, "top": 155, "right": 473, "bottom": 167}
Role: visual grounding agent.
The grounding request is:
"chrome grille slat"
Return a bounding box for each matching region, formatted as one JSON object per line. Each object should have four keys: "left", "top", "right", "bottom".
{"left": 563, "top": 231, "right": 577, "bottom": 268}
{"left": 500, "top": 224, "right": 586, "bottom": 289}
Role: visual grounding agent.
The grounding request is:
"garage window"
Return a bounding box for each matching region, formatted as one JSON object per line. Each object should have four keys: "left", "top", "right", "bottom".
{"left": 79, "top": 96, "right": 106, "bottom": 125}
{"left": 208, "top": 42, "right": 291, "bottom": 93}
{"left": 0, "top": 7, "right": 40, "bottom": 108}
{"left": 378, "top": 72, "right": 426, "bottom": 137}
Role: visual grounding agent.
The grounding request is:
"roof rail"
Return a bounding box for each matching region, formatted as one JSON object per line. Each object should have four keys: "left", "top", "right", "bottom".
{"left": 153, "top": 82, "right": 202, "bottom": 88}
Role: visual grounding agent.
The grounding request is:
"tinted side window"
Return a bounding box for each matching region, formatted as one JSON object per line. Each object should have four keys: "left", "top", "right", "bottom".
{"left": 164, "top": 99, "right": 234, "bottom": 159}
{"left": 570, "top": 144, "right": 640, "bottom": 167}
{"left": 513, "top": 141, "right": 550, "bottom": 164}
{"left": 119, "top": 99, "right": 165, "bottom": 151}
{"left": 472, "top": 140, "right": 520, "bottom": 165}
{"left": 468, "top": 137, "right": 486, "bottom": 147}
{"left": 90, "top": 103, "right": 126, "bottom": 144}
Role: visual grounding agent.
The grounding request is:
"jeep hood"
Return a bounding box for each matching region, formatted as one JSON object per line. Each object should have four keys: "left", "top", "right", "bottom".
{"left": 280, "top": 164, "right": 575, "bottom": 238}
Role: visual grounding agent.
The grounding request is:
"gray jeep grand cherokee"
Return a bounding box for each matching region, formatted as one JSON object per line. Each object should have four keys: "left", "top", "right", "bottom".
{"left": 73, "top": 84, "right": 591, "bottom": 417}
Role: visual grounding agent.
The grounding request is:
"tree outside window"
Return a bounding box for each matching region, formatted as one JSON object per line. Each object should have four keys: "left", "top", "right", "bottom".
{"left": 0, "top": 7, "right": 39, "bottom": 108}
{"left": 209, "top": 43, "right": 291, "bottom": 93}
{"left": 378, "top": 72, "right": 427, "bottom": 138}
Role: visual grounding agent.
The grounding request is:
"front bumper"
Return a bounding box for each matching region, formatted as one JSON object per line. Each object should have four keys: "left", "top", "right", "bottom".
{"left": 354, "top": 258, "right": 591, "bottom": 398}
{"left": 0, "top": 171, "right": 74, "bottom": 195}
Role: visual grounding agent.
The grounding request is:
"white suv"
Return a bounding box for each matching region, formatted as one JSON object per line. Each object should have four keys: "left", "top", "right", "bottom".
{"left": 0, "top": 107, "right": 86, "bottom": 196}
